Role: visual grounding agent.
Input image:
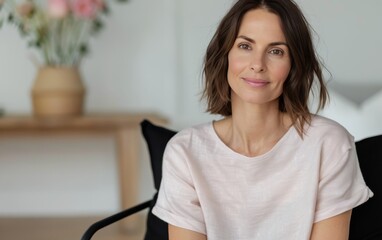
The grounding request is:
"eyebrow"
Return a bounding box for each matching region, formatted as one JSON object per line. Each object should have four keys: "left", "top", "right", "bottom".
{"left": 237, "top": 35, "right": 288, "bottom": 47}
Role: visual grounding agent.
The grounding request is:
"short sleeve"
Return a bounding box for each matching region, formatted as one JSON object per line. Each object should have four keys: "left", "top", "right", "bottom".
{"left": 314, "top": 137, "right": 374, "bottom": 222}
{"left": 152, "top": 135, "right": 206, "bottom": 234}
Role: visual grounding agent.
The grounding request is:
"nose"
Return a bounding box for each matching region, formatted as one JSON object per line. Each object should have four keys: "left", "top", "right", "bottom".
{"left": 250, "top": 53, "right": 266, "bottom": 73}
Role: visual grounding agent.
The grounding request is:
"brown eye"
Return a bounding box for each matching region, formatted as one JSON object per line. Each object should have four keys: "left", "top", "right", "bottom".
{"left": 238, "top": 43, "right": 251, "bottom": 50}
{"left": 269, "top": 49, "right": 284, "bottom": 55}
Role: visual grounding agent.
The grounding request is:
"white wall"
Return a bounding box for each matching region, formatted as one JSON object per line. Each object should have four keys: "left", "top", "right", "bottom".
{"left": 0, "top": 0, "right": 381, "bottom": 216}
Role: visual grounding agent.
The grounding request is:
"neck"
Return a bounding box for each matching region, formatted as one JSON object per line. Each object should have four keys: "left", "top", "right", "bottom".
{"left": 222, "top": 102, "right": 292, "bottom": 157}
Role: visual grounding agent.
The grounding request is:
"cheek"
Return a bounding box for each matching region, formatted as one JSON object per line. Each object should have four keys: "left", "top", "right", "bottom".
{"left": 228, "top": 50, "right": 248, "bottom": 77}
{"left": 272, "top": 62, "right": 291, "bottom": 84}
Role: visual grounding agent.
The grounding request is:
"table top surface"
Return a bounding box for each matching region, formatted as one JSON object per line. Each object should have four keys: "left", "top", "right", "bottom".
{"left": 0, "top": 113, "right": 167, "bottom": 131}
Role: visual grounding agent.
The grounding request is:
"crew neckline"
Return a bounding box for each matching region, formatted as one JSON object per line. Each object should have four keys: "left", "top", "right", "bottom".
{"left": 208, "top": 120, "right": 296, "bottom": 161}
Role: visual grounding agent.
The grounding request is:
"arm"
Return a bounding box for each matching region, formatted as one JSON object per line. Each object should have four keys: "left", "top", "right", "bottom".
{"left": 169, "top": 224, "right": 207, "bottom": 240}
{"left": 310, "top": 210, "right": 352, "bottom": 240}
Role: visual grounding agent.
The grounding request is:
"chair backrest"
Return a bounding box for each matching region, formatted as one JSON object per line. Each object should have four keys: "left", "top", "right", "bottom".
{"left": 350, "top": 135, "right": 382, "bottom": 240}
{"left": 141, "top": 120, "right": 177, "bottom": 240}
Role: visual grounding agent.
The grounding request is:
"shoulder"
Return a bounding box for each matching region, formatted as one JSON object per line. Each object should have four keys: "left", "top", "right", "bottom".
{"left": 306, "top": 115, "right": 354, "bottom": 145}
{"left": 165, "top": 121, "right": 214, "bottom": 154}
{"left": 308, "top": 115, "right": 349, "bottom": 133}
{"left": 303, "top": 115, "right": 355, "bottom": 159}
{"left": 161, "top": 122, "right": 215, "bottom": 175}
{"left": 170, "top": 122, "right": 213, "bottom": 142}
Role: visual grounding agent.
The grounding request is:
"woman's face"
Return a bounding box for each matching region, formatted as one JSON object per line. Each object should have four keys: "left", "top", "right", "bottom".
{"left": 227, "top": 8, "right": 291, "bottom": 107}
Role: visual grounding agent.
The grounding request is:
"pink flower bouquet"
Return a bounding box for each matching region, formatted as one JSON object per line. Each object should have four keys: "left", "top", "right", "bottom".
{"left": 0, "top": 0, "right": 127, "bottom": 66}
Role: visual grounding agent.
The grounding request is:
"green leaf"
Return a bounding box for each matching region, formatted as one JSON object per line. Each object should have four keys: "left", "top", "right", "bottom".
{"left": 28, "top": 40, "right": 40, "bottom": 48}
{"left": 18, "top": 26, "right": 27, "bottom": 36}
{"left": 7, "top": 13, "right": 14, "bottom": 23}
{"left": 102, "top": 4, "right": 110, "bottom": 15}
{"left": 91, "top": 19, "right": 103, "bottom": 34}
{"left": 79, "top": 44, "right": 88, "bottom": 56}
{"left": 28, "top": 39, "right": 41, "bottom": 48}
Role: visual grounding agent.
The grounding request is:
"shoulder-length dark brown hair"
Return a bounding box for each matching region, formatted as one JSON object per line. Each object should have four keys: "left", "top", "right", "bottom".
{"left": 202, "top": 0, "right": 328, "bottom": 135}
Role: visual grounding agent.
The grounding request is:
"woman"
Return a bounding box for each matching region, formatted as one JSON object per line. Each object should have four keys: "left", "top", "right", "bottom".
{"left": 153, "top": 0, "right": 373, "bottom": 239}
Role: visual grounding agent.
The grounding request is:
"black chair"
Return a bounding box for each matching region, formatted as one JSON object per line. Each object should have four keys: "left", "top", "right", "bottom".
{"left": 81, "top": 121, "right": 382, "bottom": 240}
{"left": 81, "top": 119, "right": 176, "bottom": 240}
{"left": 350, "top": 135, "right": 382, "bottom": 240}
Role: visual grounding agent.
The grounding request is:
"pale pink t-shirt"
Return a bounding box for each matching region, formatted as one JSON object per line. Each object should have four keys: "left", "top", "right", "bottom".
{"left": 152, "top": 115, "right": 373, "bottom": 239}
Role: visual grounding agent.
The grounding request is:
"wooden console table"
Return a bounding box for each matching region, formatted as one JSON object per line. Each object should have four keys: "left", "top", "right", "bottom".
{"left": 0, "top": 113, "right": 167, "bottom": 229}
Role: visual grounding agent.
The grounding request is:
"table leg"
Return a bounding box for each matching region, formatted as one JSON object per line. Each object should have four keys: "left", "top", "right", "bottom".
{"left": 116, "top": 126, "right": 140, "bottom": 231}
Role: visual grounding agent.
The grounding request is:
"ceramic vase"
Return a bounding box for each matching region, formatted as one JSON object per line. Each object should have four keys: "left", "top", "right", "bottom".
{"left": 31, "top": 66, "right": 85, "bottom": 118}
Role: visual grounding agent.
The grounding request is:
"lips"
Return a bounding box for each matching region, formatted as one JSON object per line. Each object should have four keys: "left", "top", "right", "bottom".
{"left": 243, "top": 78, "right": 269, "bottom": 87}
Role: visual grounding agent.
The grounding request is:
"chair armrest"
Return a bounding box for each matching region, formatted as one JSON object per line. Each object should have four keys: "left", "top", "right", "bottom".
{"left": 81, "top": 200, "right": 152, "bottom": 240}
